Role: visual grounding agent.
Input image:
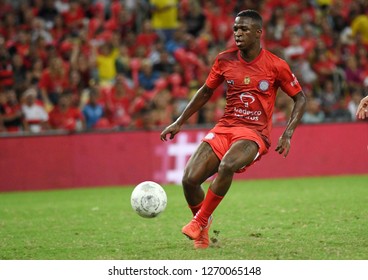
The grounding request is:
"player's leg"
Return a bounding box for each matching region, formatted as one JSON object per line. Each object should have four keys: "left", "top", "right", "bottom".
{"left": 182, "top": 141, "right": 220, "bottom": 208}
{"left": 211, "top": 139, "right": 259, "bottom": 196}
{"left": 181, "top": 142, "right": 219, "bottom": 249}
{"left": 183, "top": 139, "right": 259, "bottom": 240}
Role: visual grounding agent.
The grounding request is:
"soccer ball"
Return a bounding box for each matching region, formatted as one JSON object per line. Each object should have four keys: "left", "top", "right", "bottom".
{"left": 130, "top": 181, "right": 167, "bottom": 218}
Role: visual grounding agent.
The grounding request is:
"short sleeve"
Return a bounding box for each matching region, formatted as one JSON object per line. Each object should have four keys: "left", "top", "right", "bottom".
{"left": 277, "top": 60, "right": 302, "bottom": 97}
{"left": 205, "top": 56, "right": 225, "bottom": 90}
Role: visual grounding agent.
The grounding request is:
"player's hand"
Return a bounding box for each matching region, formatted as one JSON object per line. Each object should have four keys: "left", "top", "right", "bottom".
{"left": 160, "top": 122, "right": 181, "bottom": 141}
{"left": 275, "top": 134, "right": 291, "bottom": 158}
{"left": 356, "top": 96, "right": 368, "bottom": 119}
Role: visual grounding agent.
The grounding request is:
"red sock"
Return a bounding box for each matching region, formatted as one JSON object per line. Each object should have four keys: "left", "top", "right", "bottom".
{"left": 194, "top": 188, "right": 223, "bottom": 227}
{"left": 188, "top": 201, "right": 202, "bottom": 216}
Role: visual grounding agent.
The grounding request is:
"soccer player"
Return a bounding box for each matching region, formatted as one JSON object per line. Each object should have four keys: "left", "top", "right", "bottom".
{"left": 356, "top": 95, "right": 368, "bottom": 119}
{"left": 160, "top": 10, "right": 307, "bottom": 249}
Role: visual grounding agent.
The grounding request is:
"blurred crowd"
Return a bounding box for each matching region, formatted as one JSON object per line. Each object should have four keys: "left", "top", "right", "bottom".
{"left": 0, "top": 0, "right": 367, "bottom": 135}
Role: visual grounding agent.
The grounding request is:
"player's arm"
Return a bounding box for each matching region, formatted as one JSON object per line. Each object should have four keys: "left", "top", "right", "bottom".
{"left": 160, "top": 84, "right": 214, "bottom": 141}
{"left": 275, "top": 91, "right": 306, "bottom": 157}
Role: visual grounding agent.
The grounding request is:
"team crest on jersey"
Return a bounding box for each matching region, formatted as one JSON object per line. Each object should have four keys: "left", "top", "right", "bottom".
{"left": 244, "top": 77, "right": 250, "bottom": 85}
{"left": 258, "top": 80, "right": 269, "bottom": 91}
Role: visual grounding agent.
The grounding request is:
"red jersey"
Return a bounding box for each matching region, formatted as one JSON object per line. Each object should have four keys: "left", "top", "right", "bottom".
{"left": 48, "top": 107, "right": 84, "bottom": 131}
{"left": 205, "top": 48, "right": 302, "bottom": 147}
{"left": 101, "top": 86, "right": 132, "bottom": 127}
{"left": 39, "top": 69, "right": 69, "bottom": 94}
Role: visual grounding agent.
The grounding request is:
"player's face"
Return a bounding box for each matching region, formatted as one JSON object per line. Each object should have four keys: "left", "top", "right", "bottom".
{"left": 233, "top": 17, "right": 262, "bottom": 50}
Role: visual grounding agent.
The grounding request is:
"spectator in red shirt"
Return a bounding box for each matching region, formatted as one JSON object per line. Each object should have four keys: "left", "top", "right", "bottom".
{"left": 136, "top": 20, "right": 159, "bottom": 53}
{"left": 204, "top": 4, "right": 233, "bottom": 44}
{"left": 300, "top": 25, "right": 318, "bottom": 55}
{"left": 39, "top": 56, "right": 69, "bottom": 108}
{"left": 13, "top": 30, "right": 31, "bottom": 59}
{"left": 0, "top": 44, "right": 14, "bottom": 89}
{"left": 105, "top": 8, "right": 135, "bottom": 40}
{"left": 1, "top": 13, "right": 17, "bottom": 41}
{"left": 69, "top": 41, "right": 92, "bottom": 89}
{"left": 151, "top": 88, "right": 173, "bottom": 127}
{"left": 101, "top": 74, "right": 133, "bottom": 128}
{"left": 48, "top": 92, "right": 85, "bottom": 131}
{"left": 284, "top": 2, "right": 302, "bottom": 28}
{"left": 311, "top": 42, "right": 338, "bottom": 83}
{"left": 319, "top": 18, "right": 334, "bottom": 48}
{"left": 50, "top": 14, "right": 67, "bottom": 44}
{"left": 61, "top": 0, "right": 85, "bottom": 33}
{"left": 0, "top": 88, "right": 23, "bottom": 132}
{"left": 87, "top": 3, "right": 105, "bottom": 41}
{"left": 284, "top": 33, "right": 305, "bottom": 62}
{"left": 67, "top": 69, "right": 86, "bottom": 108}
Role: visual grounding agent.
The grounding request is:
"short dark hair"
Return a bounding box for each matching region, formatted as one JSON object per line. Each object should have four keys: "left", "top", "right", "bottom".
{"left": 236, "top": 10, "right": 263, "bottom": 28}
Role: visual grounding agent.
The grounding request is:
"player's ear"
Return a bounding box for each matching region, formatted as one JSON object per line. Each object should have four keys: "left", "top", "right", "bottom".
{"left": 256, "top": 29, "right": 262, "bottom": 37}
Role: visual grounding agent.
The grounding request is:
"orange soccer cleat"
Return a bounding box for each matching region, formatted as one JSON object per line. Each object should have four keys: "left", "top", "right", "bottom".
{"left": 182, "top": 219, "right": 202, "bottom": 240}
{"left": 194, "top": 216, "right": 213, "bottom": 249}
{"left": 182, "top": 216, "right": 213, "bottom": 249}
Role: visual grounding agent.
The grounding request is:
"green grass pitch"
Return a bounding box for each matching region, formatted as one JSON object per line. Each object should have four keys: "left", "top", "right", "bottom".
{"left": 0, "top": 175, "right": 367, "bottom": 260}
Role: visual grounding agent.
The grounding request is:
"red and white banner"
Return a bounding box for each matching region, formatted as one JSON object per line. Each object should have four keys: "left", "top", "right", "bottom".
{"left": 0, "top": 122, "right": 367, "bottom": 191}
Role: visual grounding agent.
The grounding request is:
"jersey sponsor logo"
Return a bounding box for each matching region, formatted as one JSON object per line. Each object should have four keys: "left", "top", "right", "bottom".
{"left": 233, "top": 107, "right": 262, "bottom": 120}
{"left": 244, "top": 77, "right": 250, "bottom": 85}
{"left": 240, "top": 92, "right": 255, "bottom": 108}
{"left": 290, "top": 74, "right": 299, "bottom": 87}
{"left": 204, "top": 132, "right": 215, "bottom": 140}
{"left": 234, "top": 92, "right": 262, "bottom": 121}
{"left": 258, "top": 80, "right": 269, "bottom": 91}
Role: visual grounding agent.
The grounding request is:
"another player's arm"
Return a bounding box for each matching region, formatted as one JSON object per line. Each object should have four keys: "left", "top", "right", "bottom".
{"left": 160, "top": 84, "right": 214, "bottom": 141}
{"left": 356, "top": 95, "right": 368, "bottom": 119}
{"left": 275, "top": 91, "right": 307, "bottom": 157}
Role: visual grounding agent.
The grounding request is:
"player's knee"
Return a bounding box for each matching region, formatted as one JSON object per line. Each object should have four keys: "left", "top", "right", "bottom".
{"left": 218, "top": 159, "right": 238, "bottom": 175}
{"left": 182, "top": 171, "right": 199, "bottom": 190}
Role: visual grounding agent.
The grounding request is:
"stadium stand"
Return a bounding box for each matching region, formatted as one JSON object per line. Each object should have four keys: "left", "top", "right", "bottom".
{"left": 0, "top": 0, "right": 367, "bottom": 135}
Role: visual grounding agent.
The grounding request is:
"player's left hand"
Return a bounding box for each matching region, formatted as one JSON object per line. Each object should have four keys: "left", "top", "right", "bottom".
{"left": 160, "top": 122, "right": 181, "bottom": 141}
{"left": 275, "top": 135, "right": 291, "bottom": 158}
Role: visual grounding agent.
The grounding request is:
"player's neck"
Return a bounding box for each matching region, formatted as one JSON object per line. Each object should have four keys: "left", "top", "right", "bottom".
{"left": 240, "top": 47, "right": 262, "bottom": 63}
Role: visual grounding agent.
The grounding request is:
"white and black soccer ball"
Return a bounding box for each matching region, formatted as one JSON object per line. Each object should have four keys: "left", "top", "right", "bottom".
{"left": 130, "top": 181, "right": 167, "bottom": 218}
